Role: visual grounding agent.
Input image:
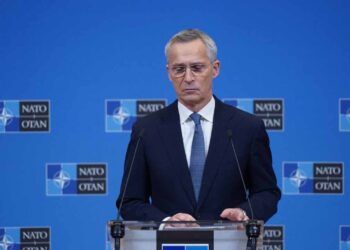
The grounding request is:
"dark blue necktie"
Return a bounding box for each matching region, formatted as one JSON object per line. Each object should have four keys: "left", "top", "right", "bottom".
{"left": 189, "top": 113, "right": 206, "bottom": 201}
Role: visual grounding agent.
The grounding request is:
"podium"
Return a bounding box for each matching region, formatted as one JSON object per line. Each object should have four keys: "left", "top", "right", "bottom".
{"left": 108, "top": 220, "right": 263, "bottom": 250}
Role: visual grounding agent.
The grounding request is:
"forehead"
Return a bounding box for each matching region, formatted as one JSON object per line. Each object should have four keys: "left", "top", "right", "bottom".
{"left": 167, "top": 39, "right": 210, "bottom": 64}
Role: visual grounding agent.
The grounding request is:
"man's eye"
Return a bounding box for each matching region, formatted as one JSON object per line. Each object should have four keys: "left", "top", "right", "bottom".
{"left": 191, "top": 64, "right": 205, "bottom": 72}
{"left": 173, "top": 66, "right": 185, "bottom": 73}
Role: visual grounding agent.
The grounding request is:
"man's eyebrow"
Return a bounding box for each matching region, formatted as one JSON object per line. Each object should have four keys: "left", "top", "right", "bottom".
{"left": 171, "top": 62, "right": 204, "bottom": 66}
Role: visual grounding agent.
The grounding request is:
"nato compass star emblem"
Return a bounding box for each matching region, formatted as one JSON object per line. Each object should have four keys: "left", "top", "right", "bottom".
{"left": 53, "top": 171, "right": 71, "bottom": 189}
{"left": 289, "top": 169, "right": 307, "bottom": 188}
{"left": 113, "top": 107, "right": 130, "bottom": 125}
{"left": 0, "top": 108, "right": 13, "bottom": 126}
{"left": 0, "top": 234, "right": 14, "bottom": 250}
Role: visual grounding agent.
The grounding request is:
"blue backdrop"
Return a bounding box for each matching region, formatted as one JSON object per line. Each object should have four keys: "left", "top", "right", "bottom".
{"left": 1, "top": 0, "right": 349, "bottom": 249}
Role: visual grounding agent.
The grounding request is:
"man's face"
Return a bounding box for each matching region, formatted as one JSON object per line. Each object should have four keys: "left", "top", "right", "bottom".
{"left": 167, "top": 39, "right": 220, "bottom": 111}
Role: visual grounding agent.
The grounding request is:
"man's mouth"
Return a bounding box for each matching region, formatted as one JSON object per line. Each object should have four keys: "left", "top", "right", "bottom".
{"left": 183, "top": 88, "right": 199, "bottom": 92}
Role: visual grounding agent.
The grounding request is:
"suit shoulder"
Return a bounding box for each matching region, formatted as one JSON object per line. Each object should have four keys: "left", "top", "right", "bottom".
{"left": 219, "top": 101, "right": 268, "bottom": 141}
{"left": 132, "top": 102, "right": 175, "bottom": 129}
{"left": 221, "top": 101, "right": 263, "bottom": 127}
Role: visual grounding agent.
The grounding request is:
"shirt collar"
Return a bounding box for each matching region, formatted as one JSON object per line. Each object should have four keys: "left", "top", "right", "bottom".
{"left": 178, "top": 96, "right": 215, "bottom": 124}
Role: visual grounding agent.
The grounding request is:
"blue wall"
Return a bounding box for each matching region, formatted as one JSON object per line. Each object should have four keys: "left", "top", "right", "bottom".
{"left": 1, "top": 1, "right": 349, "bottom": 249}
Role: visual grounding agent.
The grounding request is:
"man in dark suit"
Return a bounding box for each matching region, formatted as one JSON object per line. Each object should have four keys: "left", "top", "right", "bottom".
{"left": 117, "top": 29, "right": 281, "bottom": 223}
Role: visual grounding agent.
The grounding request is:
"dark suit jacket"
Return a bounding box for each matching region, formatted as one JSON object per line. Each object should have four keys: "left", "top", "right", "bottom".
{"left": 117, "top": 97, "right": 281, "bottom": 222}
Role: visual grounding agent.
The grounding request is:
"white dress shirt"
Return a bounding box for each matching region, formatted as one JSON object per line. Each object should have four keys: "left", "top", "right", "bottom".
{"left": 159, "top": 97, "right": 216, "bottom": 224}
{"left": 178, "top": 96, "right": 215, "bottom": 167}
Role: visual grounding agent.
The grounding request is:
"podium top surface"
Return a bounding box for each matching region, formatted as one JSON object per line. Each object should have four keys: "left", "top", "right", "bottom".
{"left": 109, "top": 220, "right": 263, "bottom": 231}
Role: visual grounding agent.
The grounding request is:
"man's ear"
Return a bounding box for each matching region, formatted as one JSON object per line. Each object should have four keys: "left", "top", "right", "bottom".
{"left": 212, "top": 60, "right": 220, "bottom": 78}
{"left": 166, "top": 64, "right": 172, "bottom": 81}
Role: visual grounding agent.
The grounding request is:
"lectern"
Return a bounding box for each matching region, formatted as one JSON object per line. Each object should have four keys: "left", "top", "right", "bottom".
{"left": 108, "top": 220, "right": 263, "bottom": 250}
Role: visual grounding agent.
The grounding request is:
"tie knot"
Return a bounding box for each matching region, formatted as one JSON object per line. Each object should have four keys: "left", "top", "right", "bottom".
{"left": 190, "top": 113, "right": 201, "bottom": 125}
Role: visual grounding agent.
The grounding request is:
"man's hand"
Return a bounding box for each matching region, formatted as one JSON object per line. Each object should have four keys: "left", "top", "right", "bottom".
{"left": 220, "top": 208, "right": 249, "bottom": 221}
{"left": 165, "top": 213, "right": 198, "bottom": 228}
{"left": 169, "top": 213, "right": 196, "bottom": 222}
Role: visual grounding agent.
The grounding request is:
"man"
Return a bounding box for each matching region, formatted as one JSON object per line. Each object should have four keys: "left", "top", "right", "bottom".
{"left": 117, "top": 29, "right": 281, "bottom": 223}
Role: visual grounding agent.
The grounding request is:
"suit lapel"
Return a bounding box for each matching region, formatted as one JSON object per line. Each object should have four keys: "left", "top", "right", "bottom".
{"left": 197, "top": 98, "right": 235, "bottom": 208}
{"left": 158, "top": 101, "right": 197, "bottom": 207}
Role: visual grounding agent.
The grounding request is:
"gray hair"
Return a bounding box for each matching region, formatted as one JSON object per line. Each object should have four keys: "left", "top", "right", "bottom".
{"left": 164, "top": 29, "right": 218, "bottom": 63}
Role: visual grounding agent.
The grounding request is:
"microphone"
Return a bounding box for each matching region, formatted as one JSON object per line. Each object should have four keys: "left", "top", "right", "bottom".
{"left": 111, "top": 128, "right": 145, "bottom": 250}
{"left": 227, "top": 129, "right": 254, "bottom": 219}
{"left": 117, "top": 128, "right": 145, "bottom": 220}
{"left": 227, "top": 129, "right": 261, "bottom": 250}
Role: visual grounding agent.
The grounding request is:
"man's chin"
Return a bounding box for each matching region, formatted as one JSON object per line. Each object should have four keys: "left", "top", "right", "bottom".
{"left": 179, "top": 96, "right": 205, "bottom": 109}
{"left": 181, "top": 95, "right": 200, "bottom": 104}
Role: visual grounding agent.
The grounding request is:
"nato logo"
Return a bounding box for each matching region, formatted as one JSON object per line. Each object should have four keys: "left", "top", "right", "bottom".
{"left": 105, "top": 99, "right": 167, "bottom": 132}
{"left": 340, "top": 226, "right": 350, "bottom": 250}
{"left": 0, "top": 227, "right": 50, "bottom": 250}
{"left": 223, "top": 98, "right": 284, "bottom": 131}
{"left": 46, "top": 163, "right": 107, "bottom": 196}
{"left": 157, "top": 231, "right": 213, "bottom": 250}
{"left": 283, "top": 162, "right": 343, "bottom": 194}
{"left": 339, "top": 98, "right": 350, "bottom": 131}
{"left": 162, "top": 244, "right": 209, "bottom": 250}
{"left": 260, "top": 225, "right": 284, "bottom": 250}
{"left": 0, "top": 100, "right": 50, "bottom": 133}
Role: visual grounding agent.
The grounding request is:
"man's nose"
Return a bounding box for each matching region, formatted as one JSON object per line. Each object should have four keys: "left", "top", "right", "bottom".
{"left": 184, "top": 67, "right": 195, "bottom": 82}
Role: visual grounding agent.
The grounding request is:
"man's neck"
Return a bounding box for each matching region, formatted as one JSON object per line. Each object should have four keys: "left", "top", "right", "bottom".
{"left": 179, "top": 96, "right": 213, "bottom": 113}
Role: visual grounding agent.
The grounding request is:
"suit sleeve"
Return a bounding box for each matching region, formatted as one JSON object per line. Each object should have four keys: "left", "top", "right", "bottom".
{"left": 116, "top": 125, "right": 169, "bottom": 221}
{"left": 238, "top": 120, "right": 281, "bottom": 222}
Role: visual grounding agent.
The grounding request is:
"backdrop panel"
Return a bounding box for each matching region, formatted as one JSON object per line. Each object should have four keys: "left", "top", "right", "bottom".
{"left": 0, "top": 1, "right": 349, "bottom": 249}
